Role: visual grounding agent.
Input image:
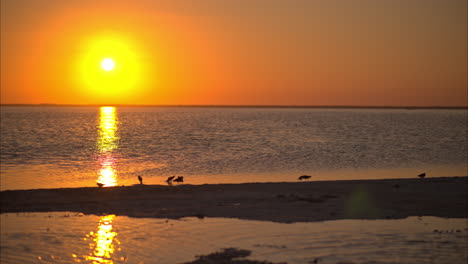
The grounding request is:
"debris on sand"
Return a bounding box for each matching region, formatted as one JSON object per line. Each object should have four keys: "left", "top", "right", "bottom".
{"left": 182, "top": 248, "right": 286, "bottom": 264}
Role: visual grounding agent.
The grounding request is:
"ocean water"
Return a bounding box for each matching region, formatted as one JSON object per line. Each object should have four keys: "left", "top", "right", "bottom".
{"left": 0, "top": 106, "right": 466, "bottom": 190}
{"left": 1, "top": 213, "right": 467, "bottom": 264}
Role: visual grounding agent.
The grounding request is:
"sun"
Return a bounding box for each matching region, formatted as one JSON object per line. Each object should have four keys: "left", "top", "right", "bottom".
{"left": 77, "top": 34, "right": 145, "bottom": 100}
{"left": 101, "top": 58, "right": 115, "bottom": 71}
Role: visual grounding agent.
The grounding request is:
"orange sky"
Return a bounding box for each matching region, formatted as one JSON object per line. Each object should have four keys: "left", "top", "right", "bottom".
{"left": 1, "top": 0, "right": 467, "bottom": 106}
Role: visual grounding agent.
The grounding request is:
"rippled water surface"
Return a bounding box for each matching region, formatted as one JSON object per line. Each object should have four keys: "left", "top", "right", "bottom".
{"left": 1, "top": 107, "right": 466, "bottom": 190}
{"left": 1, "top": 213, "right": 467, "bottom": 264}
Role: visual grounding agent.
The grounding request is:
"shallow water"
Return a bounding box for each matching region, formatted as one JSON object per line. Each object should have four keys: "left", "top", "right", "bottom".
{"left": 1, "top": 213, "right": 467, "bottom": 264}
{"left": 1, "top": 107, "right": 466, "bottom": 190}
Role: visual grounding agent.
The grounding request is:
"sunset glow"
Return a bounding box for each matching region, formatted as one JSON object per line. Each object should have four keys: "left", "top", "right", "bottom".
{"left": 1, "top": 2, "right": 467, "bottom": 263}
{"left": 1, "top": 0, "right": 466, "bottom": 106}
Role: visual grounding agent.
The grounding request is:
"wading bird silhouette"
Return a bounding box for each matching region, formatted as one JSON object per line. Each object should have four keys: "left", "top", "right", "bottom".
{"left": 173, "top": 176, "right": 184, "bottom": 183}
{"left": 166, "top": 176, "right": 175, "bottom": 183}
{"left": 298, "top": 175, "right": 311, "bottom": 180}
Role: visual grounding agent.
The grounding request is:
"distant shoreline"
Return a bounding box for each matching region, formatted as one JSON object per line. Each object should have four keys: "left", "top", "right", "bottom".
{"left": 2, "top": 177, "right": 467, "bottom": 223}
{"left": 1, "top": 104, "right": 466, "bottom": 109}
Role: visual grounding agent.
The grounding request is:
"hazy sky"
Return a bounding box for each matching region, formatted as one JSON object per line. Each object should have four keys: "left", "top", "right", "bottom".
{"left": 1, "top": 0, "right": 467, "bottom": 106}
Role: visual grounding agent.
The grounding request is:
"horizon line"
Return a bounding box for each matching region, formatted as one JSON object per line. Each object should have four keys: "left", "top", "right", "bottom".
{"left": 0, "top": 103, "right": 466, "bottom": 109}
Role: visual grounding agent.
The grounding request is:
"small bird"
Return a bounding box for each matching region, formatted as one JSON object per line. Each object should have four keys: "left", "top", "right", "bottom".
{"left": 138, "top": 175, "right": 143, "bottom": 184}
{"left": 166, "top": 176, "right": 175, "bottom": 182}
{"left": 418, "top": 172, "right": 426, "bottom": 179}
{"left": 173, "top": 176, "right": 184, "bottom": 183}
{"left": 298, "top": 175, "right": 312, "bottom": 180}
{"left": 97, "top": 182, "right": 104, "bottom": 188}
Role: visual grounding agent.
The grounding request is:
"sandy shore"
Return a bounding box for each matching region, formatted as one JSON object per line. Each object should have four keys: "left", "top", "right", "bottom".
{"left": 1, "top": 177, "right": 467, "bottom": 222}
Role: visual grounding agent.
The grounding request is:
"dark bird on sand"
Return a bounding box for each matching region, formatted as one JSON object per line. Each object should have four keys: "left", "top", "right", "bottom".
{"left": 166, "top": 176, "right": 175, "bottom": 182}
{"left": 97, "top": 182, "right": 104, "bottom": 188}
{"left": 418, "top": 173, "right": 426, "bottom": 179}
{"left": 138, "top": 175, "right": 143, "bottom": 184}
{"left": 173, "top": 176, "right": 184, "bottom": 183}
{"left": 298, "top": 175, "right": 312, "bottom": 180}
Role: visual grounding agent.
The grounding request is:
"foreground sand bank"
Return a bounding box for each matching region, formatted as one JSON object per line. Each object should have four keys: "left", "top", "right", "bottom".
{"left": 1, "top": 177, "right": 467, "bottom": 222}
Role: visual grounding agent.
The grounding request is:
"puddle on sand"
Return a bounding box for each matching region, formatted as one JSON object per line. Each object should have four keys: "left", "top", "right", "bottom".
{"left": 1, "top": 213, "right": 467, "bottom": 264}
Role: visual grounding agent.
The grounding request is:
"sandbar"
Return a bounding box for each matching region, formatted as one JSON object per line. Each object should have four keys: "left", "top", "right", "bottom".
{"left": 1, "top": 177, "right": 467, "bottom": 223}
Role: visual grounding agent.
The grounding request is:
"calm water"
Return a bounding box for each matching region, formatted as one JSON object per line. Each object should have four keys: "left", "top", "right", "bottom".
{"left": 1, "top": 106, "right": 466, "bottom": 190}
{"left": 1, "top": 213, "right": 467, "bottom": 264}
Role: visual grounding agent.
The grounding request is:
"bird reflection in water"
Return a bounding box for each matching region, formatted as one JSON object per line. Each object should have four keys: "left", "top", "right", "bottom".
{"left": 96, "top": 106, "right": 119, "bottom": 187}
{"left": 83, "top": 215, "right": 122, "bottom": 264}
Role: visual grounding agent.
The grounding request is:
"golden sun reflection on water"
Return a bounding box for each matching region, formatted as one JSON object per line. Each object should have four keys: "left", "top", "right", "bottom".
{"left": 98, "top": 107, "right": 118, "bottom": 152}
{"left": 97, "top": 106, "right": 119, "bottom": 187}
{"left": 82, "top": 215, "right": 121, "bottom": 264}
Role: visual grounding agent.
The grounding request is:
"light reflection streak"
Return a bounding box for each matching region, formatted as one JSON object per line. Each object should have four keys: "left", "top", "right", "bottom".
{"left": 96, "top": 106, "right": 119, "bottom": 187}
{"left": 82, "top": 215, "right": 121, "bottom": 264}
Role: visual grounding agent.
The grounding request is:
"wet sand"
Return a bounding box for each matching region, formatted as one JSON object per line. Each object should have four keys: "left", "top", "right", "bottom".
{"left": 1, "top": 177, "right": 467, "bottom": 223}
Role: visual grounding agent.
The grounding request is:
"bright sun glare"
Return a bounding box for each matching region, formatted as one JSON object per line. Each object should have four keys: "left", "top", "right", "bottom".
{"left": 101, "top": 58, "right": 115, "bottom": 71}
{"left": 77, "top": 35, "right": 144, "bottom": 100}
